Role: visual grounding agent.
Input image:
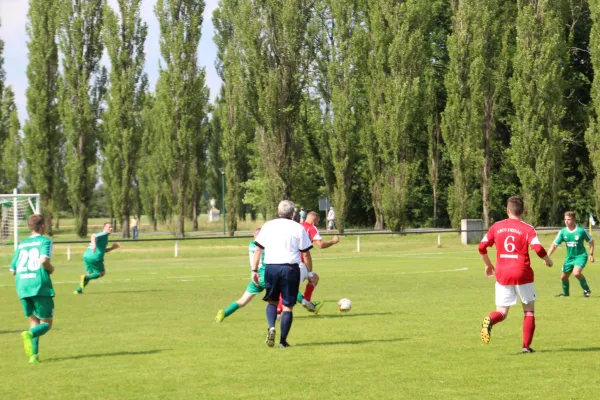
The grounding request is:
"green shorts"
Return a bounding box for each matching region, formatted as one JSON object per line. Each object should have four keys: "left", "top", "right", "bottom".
{"left": 84, "top": 256, "right": 105, "bottom": 273}
{"left": 245, "top": 274, "right": 265, "bottom": 295}
{"left": 563, "top": 256, "right": 588, "bottom": 273}
{"left": 21, "top": 296, "right": 54, "bottom": 319}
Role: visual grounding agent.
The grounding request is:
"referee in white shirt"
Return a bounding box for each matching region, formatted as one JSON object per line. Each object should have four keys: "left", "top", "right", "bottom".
{"left": 252, "top": 200, "right": 316, "bottom": 348}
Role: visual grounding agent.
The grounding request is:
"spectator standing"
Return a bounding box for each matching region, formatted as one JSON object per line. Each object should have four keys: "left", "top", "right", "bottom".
{"left": 327, "top": 207, "right": 336, "bottom": 230}
{"left": 131, "top": 216, "right": 139, "bottom": 240}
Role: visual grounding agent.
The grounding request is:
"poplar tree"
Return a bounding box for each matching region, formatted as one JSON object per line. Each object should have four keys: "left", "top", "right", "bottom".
{"left": 313, "top": 0, "right": 368, "bottom": 233}
{"left": 586, "top": 0, "right": 600, "bottom": 214}
{"left": 509, "top": 0, "right": 566, "bottom": 225}
{"left": 442, "top": 0, "right": 481, "bottom": 228}
{"left": 23, "top": 0, "right": 63, "bottom": 234}
{"left": 58, "top": 0, "right": 106, "bottom": 237}
{"left": 154, "top": 0, "right": 208, "bottom": 237}
{"left": 102, "top": 0, "right": 147, "bottom": 237}
{"left": 214, "top": 0, "right": 253, "bottom": 234}
{"left": 242, "top": 0, "right": 313, "bottom": 217}
{"left": 0, "top": 87, "right": 21, "bottom": 192}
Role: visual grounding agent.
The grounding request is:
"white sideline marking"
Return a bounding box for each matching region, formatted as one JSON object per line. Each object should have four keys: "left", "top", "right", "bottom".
{"left": 0, "top": 267, "right": 469, "bottom": 287}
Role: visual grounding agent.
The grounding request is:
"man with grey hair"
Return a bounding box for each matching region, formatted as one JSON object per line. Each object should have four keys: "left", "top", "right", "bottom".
{"left": 252, "top": 200, "right": 316, "bottom": 347}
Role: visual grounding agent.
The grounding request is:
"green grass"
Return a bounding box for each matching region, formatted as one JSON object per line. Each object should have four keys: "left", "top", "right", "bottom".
{"left": 1, "top": 232, "right": 600, "bottom": 399}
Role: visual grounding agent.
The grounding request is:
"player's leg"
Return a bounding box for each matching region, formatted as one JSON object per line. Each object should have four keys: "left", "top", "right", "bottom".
{"left": 215, "top": 290, "right": 257, "bottom": 323}
{"left": 298, "top": 265, "right": 322, "bottom": 313}
{"left": 481, "top": 282, "right": 515, "bottom": 344}
{"left": 279, "top": 264, "right": 300, "bottom": 347}
{"left": 76, "top": 262, "right": 105, "bottom": 294}
{"left": 517, "top": 283, "right": 536, "bottom": 353}
{"left": 557, "top": 264, "right": 573, "bottom": 297}
{"left": 263, "top": 265, "right": 280, "bottom": 347}
{"left": 572, "top": 264, "right": 591, "bottom": 296}
{"left": 22, "top": 297, "right": 54, "bottom": 363}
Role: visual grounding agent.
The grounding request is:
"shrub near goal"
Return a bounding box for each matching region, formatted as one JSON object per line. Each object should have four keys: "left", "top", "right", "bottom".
{"left": 0, "top": 189, "right": 40, "bottom": 248}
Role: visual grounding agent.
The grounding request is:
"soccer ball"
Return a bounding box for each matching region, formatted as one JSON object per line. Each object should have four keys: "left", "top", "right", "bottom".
{"left": 338, "top": 298, "right": 352, "bottom": 312}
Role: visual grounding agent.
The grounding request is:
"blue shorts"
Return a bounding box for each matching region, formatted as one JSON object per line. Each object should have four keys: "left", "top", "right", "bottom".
{"left": 263, "top": 264, "right": 300, "bottom": 307}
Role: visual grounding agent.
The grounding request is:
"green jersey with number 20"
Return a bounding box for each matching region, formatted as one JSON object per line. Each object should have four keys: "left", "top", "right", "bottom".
{"left": 9, "top": 234, "right": 55, "bottom": 299}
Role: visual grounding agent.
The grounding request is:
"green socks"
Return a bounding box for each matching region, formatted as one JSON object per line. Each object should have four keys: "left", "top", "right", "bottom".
{"left": 297, "top": 292, "right": 304, "bottom": 303}
{"left": 562, "top": 280, "right": 570, "bottom": 296}
{"left": 30, "top": 323, "right": 50, "bottom": 338}
{"left": 224, "top": 302, "right": 239, "bottom": 317}
{"left": 32, "top": 337, "right": 39, "bottom": 355}
{"left": 578, "top": 276, "right": 590, "bottom": 291}
{"left": 29, "top": 323, "right": 50, "bottom": 356}
{"left": 85, "top": 272, "right": 101, "bottom": 283}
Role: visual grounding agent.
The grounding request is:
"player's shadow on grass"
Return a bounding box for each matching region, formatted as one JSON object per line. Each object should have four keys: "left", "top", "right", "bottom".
{"left": 295, "top": 312, "right": 394, "bottom": 319}
{"left": 84, "top": 289, "right": 166, "bottom": 295}
{"left": 295, "top": 338, "right": 404, "bottom": 347}
{"left": 540, "top": 347, "right": 600, "bottom": 353}
{"left": 45, "top": 349, "right": 169, "bottom": 362}
{"left": 0, "top": 330, "right": 23, "bottom": 335}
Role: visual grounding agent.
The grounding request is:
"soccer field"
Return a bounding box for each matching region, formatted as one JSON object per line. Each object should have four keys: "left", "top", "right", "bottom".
{"left": 1, "top": 233, "right": 600, "bottom": 399}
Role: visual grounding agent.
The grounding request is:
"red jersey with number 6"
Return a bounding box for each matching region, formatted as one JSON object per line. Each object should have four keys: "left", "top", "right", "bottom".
{"left": 478, "top": 218, "right": 548, "bottom": 285}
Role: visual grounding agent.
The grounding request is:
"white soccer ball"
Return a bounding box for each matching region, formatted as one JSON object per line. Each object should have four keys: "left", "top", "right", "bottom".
{"left": 338, "top": 298, "right": 352, "bottom": 312}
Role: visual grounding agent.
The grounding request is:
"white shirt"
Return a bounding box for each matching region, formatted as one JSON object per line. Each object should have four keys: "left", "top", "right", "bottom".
{"left": 328, "top": 209, "right": 335, "bottom": 221}
{"left": 255, "top": 218, "right": 313, "bottom": 264}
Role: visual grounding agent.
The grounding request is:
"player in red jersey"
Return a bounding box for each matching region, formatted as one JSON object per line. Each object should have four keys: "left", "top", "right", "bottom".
{"left": 478, "top": 196, "right": 553, "bottom": 353}
{"left": 276, "top": 211, "right": 340, "bottom": 314}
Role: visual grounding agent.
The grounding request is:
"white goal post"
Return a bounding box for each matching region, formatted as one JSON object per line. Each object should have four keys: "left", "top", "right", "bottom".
{"left": 0, "top": 188, "right": 41, "bottom": 249}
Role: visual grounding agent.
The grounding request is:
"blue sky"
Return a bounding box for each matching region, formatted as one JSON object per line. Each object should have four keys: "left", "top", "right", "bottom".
{"left": 0, "top": 0, "right": 222, "bottom": 125}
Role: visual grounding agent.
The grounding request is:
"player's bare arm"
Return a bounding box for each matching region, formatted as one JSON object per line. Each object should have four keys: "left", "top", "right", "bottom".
{"left": 40, "top": 256, "right": 54, "bottom": 274}
{"left": 105, "top": 243, "right": 120, "bottom": 253}
{"left": 589, "top": 241, "right": 594, "bottom": 263}
{"left": 251, "top": 247, "right": 262, "bottom": 285}
{"left": 315, "top": 235, "right": 340, "bottom": 249}
{"left": 90, "top": 234, "right": 97, "bottom": 252}
{"left": 481, "top": 253, "right": 495, "bottom": 277}
{"left": 547, "top": 242, "right": 558, "bottom": 256}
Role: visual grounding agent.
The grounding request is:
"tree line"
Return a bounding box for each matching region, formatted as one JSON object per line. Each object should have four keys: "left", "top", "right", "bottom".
{"left": 1, "top": 0, "right": 600, "bottom": 238}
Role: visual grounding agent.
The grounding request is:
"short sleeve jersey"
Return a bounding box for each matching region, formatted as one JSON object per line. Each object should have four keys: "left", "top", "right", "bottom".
{"left": 9, "top": 234, "right": 55, "bottom": 299}
{"left": 255, "top": 218, "right": 313, "bottom": 264}
{"left": 84, "top": 232, "right": 109, "bottom": 261}
{"left": 479, "top": 219, "right": 543, "bottom": 285}
{"left": 554, "top": 226, "right": 592, "bottom": 259}
{"left": 300, "top": 222, "right": 323, "bottom": 242}
{"left": 249, "top": 241, "right": 266, "bottom": 275}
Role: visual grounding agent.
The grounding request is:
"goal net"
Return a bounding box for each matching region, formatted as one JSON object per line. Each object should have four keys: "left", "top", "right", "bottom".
{"left": 0, "top": 190, "right": 41, "bottom": 249}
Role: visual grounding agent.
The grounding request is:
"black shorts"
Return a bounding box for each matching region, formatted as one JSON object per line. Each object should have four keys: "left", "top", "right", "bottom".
{"left": 263, "top": 263, "right": 301, "bottom": 307}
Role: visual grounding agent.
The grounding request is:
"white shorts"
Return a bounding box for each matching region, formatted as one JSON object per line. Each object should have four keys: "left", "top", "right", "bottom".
{"left": 299, "top": 263, "right": 308, "bottom": 282}
{"left": 495, "top": 282, "right": 536, "bottom": 306}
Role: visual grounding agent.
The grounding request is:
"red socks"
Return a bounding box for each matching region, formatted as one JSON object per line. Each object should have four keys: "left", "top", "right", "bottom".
{"left": 523, "top": 311, "right": 535, "bottom": 349}
{"left": 489, "top": 311, "right": 505, "bottom": 325}
{"left": 304, "top": 283, "right": 315, "bottom": 302}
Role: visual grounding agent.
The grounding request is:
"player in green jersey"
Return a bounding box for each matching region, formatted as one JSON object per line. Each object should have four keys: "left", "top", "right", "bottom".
{"left": 74, "top": 222, "right": 120, "bottom": 294}
{"left": 214, "top": 228, "right": 321, "bottom": 322}
{"left": 548, "top": 211, "right": 594, "bottom": 297}
{"left": 9, "top": 214, "right": 56, "bottom": 364}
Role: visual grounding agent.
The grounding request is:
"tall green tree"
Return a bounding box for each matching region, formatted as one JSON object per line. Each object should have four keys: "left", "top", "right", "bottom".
{"left": 0, "top": 87, "right": 21, "bottom": 192}
{"left": 138, "top": 92, "right": 170, "bottom": 231}
{"left": 509, "top": 0, "right": 566, "bottom": 226}
{"left": 154, "top": 0, "right": 208, "bottom": 237}
{"left": 58, "top": 0, "right": 106, "bottom": 237}
{"left": 587, "top": 0, "right": 600, "bottom": 215}
{"left": 23, "top": 0, "right": 64, "bottom": 235}
{"left": 241, "top": 0, "right": 313, "bottom": 217}
{"left": 313, "top": 0, "right": 368, "bottom": 233}
{"left": 442, "top": 0, "right": 481, "bottom": 228}
{"left": 214, "top": 1, "right": 253, "bottom": 234}
{"left": 102, "top": 0, "right": 147, "bottom": 237}
{"left": 471, "top": 0, "right": 513, "bottom": 228}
